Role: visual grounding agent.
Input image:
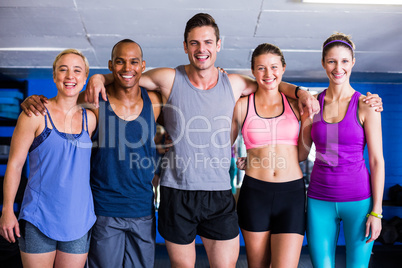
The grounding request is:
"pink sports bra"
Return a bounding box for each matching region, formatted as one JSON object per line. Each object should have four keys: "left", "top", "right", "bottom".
{"left": 241, "top": 92, "right": 299, "bottom": 150}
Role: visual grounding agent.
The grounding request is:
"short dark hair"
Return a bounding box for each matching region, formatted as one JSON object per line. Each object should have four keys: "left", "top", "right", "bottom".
{"left": 184, "top": 13, "right": 220, "bottom": 44}
{"left": 251, "top": 43, "right": 286, "bottom": 70}
{"left": 111, "top": 39, "right": 143, "bottom": 60}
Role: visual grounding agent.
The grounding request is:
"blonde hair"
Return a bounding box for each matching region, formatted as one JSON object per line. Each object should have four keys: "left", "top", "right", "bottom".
{"left": 53, "top": 49, "right": 89, "bottom": 77}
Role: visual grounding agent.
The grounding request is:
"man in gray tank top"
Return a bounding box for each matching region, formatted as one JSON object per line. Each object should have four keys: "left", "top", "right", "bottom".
{"left": 86, "top": 13, "right": 318, "bottom": 268}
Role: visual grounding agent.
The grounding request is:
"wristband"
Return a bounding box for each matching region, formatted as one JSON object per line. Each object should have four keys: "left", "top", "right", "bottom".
{"left": 366, "top": 211, "right": 383, "bottom": 219}
{"left": 295, "top": 86, "right": 309, "bottom": 99}
{"left": 295, "top": 86, "right": 300, "bottom": 99}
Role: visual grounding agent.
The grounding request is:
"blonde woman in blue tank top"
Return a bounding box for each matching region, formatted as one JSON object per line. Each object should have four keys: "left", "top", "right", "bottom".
{"left": 299, "top": 33, "right": 384, "bottom": 268}
{"left": 0, "top": 49, "right": 97, "bottom": 268}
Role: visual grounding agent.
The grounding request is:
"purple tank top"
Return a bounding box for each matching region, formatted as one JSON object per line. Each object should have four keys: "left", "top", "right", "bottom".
{"left": 308, "top": 90, "right": 371, "bottom": 202}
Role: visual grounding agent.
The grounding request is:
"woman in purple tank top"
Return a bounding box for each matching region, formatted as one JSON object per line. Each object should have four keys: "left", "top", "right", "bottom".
{"left": 299, "top": 33, "right": 385, "bottom": 268}
{"left": 0, "top": 49, "right": 97, "bottom": 268}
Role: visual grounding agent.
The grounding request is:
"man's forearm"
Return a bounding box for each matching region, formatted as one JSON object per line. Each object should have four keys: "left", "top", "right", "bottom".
{"left": 279, "top": 82, "right": 298, "bottom": 99}
{"left": 103, "top": 73, "right": 114, "bottom": 85}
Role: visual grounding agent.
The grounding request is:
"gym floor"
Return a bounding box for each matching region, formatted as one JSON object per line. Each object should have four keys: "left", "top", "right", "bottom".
{"left": 154, "top": 244, "right": 402, "bottom": 268}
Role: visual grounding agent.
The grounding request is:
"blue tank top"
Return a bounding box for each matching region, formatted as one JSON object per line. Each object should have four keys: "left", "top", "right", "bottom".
{"left": 90, "top": 87, "right": 156, "bottom": 218}
{"left": 308, "top": 90, "right": 371, "bottom": 202}
{"left": 19, "top": 108, "right": 95, "bottom": 241}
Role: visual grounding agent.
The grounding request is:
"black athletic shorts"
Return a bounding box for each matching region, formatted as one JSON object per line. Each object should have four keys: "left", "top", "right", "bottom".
{"left": 158, "top": 186, "right": 239, "bottom": 245}
{"left": 237, "top": 175, "right": 306, "bottom": 235}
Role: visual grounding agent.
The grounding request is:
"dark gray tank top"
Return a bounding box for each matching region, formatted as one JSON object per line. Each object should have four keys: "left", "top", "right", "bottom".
{"left": 160, "top": 65, "right": 235, "bottom": 190}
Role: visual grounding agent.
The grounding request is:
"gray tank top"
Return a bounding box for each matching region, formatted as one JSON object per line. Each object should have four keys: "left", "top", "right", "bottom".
{"left": 160, "top": 65, "right": 236, "bottom": 190}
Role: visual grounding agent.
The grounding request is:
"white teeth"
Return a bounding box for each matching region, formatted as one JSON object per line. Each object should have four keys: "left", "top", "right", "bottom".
{"left": 264, "top": 78, "right": 275, "bottom": 83}
{"left": 122, "top": 75, "right": 133, "bottom": 79}
{"left": 64, "top": 83, "right": 76, "bottom": 86}
{"left": 197, "top": 56, "right": 208, "bottom": 59}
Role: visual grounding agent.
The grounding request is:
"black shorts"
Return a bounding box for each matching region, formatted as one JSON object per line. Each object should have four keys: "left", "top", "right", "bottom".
{"left": 237, "top": 175, "right": 306, "bottom": 235}
{"left": 158, "top": 186, "right": 239, "bottom": 245}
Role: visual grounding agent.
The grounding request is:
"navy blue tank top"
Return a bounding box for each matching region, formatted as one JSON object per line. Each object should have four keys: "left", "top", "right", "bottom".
{"left": 90, "top": 87, "right": 156, "bottom": 218}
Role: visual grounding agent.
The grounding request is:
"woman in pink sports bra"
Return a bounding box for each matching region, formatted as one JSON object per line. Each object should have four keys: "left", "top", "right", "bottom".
{"left": 231, "top": 43, "right": 310, "bottom": 268}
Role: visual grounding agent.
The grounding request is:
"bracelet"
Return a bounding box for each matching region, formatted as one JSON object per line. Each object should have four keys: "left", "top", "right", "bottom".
{"left": 366, "top": 211, "right": 383, "bottom": 219}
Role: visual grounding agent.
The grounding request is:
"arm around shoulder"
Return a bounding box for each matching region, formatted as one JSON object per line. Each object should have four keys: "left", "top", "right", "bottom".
{"left": 147, "top": 91, "right": 163, "bottom": 121}
{"left": 231, "top": 97, "right": 247, "bottom": 145}
{"left": 85, "top": 73, "right": 112, "bottom": 107}
{"left": 85, "top": 109, "right": 98, "bottom": 137}
{"left": 141, "top": 68, "right": 175, "bottom": 98}
{"left": 298, "top": 107, "right": 313, "bottom": 162}
{"left": 227, "top": 73, "right": 257, "bottom": 101}
{"left": 20, "top": 94, "right": 49, "bottom": 117}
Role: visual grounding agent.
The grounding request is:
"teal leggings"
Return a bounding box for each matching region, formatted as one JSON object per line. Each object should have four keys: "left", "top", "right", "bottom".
{"left": 229, "top": 157, "right": 237, "bottom": 194}
{"left": 307, "top": 197, "right": 374, "bottom": 268}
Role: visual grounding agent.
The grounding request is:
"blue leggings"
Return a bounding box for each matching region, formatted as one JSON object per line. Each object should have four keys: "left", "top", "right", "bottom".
{"left": 307, "top": 197, "right": 373, "bottom": 268}
{"left": 229, "top": 157, "right": 237, "bottom": 194}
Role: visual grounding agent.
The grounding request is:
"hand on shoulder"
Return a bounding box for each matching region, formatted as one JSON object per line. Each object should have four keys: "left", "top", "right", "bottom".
{"left": 359, "top": 94, "right": 381, "bottom": 125}
{"left": 362, "top": 92, "right": 383, "bottom": 112}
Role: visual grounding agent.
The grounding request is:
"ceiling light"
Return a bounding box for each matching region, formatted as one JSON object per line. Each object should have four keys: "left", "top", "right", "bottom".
{"left": 302, "top": 0, "right": 402, "bottom": 4}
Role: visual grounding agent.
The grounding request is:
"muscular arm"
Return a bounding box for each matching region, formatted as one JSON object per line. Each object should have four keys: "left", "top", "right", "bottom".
{"left": 85, "top": 68, "right": 175, "bottom": 107}
{"left": 148, "top": 91, "right": 163, "bottom": 121}
{"left": 84, "top": 73, "right": 113, "bottom": 105}
{"left": 228, "top": 73, "right": 320, "bottom": 118}
{"left": 231, "top": 104, "right": 241, "bottom": 146}
{"left": 140, "top": 68, "right": 175, "bottom": 102}
{"left": 298, "top": 109, "right": 313, "bottom": 162}
{"left": 227, "top": 74, "right": 257, "bottom": 101}
{"left": 231, "top": 97, "right": 247, "bottom": 146}
{"left": 85, "top": 109, "right": 98, "bottom": 137}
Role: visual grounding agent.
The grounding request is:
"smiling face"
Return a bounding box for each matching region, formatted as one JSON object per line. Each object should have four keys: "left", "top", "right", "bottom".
{"left": 183, "top": 26, "right": 221, "bottom": 71}
{"left": 252, "top": 53, "right": 286, "bottom": 91}
{"left": 53, "top": 53, "right": 88, "bottom": 97}
{"left": 322, "top": 45, "right": 355, "bottom": 86}
{"left": 108, "top": 42, "right": 145, "bottom": 89}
